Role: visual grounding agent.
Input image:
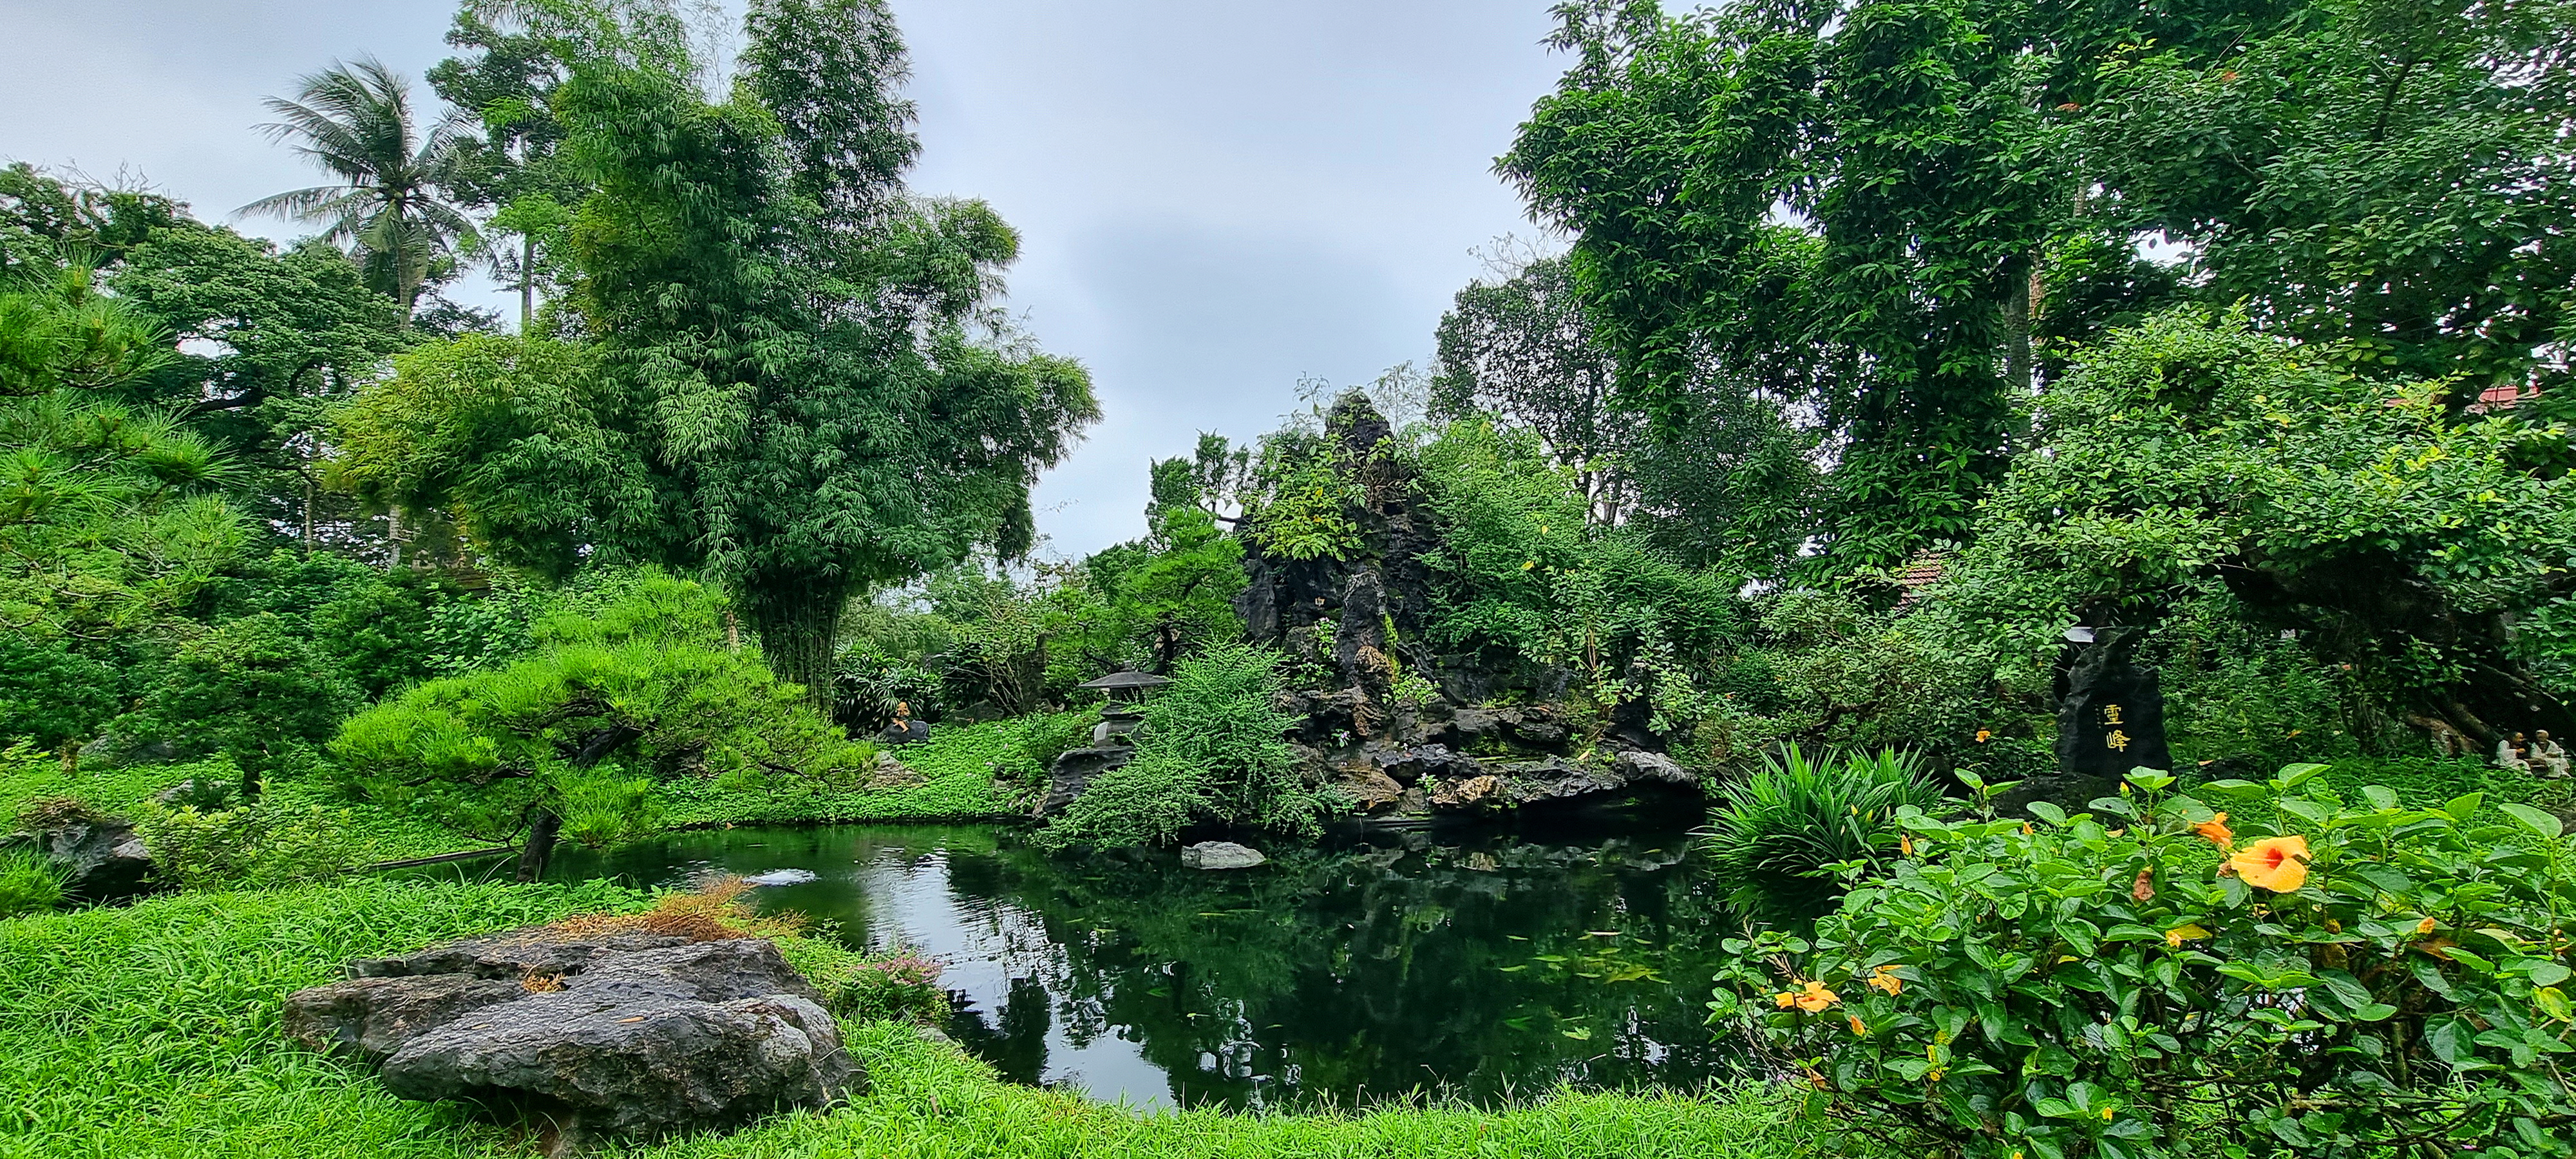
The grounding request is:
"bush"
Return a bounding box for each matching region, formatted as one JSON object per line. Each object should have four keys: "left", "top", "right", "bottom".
{"left": 1037, "top": 644, "right": 1319, "bottom": 849}
{"left": 1710, "top": 765, "right": 2576, "bottom": 1159}
{"left": 133, "top": 800, "right": 372, "bottom": 890}
{"left": 0, "top": 850, "right": 66, "bottom": 918}
{"left": 809, "top": 945, "right": 949, "bottom": 1023}
{"left": 1702, "top": 745, "right": 1944, "bottom": 924}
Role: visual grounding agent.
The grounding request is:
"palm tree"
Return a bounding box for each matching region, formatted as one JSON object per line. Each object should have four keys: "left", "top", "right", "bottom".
{"left": 240, "top": 57, "right": 477, "bottom": 319}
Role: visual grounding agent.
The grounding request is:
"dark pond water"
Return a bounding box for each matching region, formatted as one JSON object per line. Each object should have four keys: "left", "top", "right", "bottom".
{"left": 541, "top": 809, "right": 1740, "bottom": 1111}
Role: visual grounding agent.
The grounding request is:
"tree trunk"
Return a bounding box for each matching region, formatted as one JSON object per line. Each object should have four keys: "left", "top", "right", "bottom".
{"left": 515, "top": 806, "right": 562, "bottom": 883}
{"left": 520, "top": 233, "right": 536, "bottom": 334}
{"left": 748, "top": 576, "right": 851, "bottom": 715}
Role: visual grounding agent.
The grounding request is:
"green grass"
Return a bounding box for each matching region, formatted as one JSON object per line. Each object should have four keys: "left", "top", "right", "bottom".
{"left": 0, "top": 878, "right": 1838, "bottom": 1159}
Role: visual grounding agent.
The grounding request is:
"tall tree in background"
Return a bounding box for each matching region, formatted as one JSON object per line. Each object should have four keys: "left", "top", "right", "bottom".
{"left": 336, "top": 0, "right": 1099, "bottom": 708}
{"left": 430, "top": 5, "right": 586, "bottom": 332}
{"left": 1506, "top": 0, "right": 2576, "bottom": 573}
{"left": 241, "top": 57, "right": 478, "bottom": 319}
{"left": 1431, "top": 254, "right": 1640, "bottom": 525}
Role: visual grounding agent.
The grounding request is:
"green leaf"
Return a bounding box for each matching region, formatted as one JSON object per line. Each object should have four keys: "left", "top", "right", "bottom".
{"left": 2026, "top": 801, "right": 2068, "bottom": 827}
{"left": 2275, "top": 762, "right": 2331, "bottom": 790}
{"left": 2443, "top": 792, "right": 2485, "bottom": 821}
{"left": 2497, "top": 803, "right": 2564, "bottom": 840}
{"left": 2428, "top": 1018, "right": 2477, "bottom": 1065}
{"left": 2539, "top": 987, "right": 2574, "bottom": 1024}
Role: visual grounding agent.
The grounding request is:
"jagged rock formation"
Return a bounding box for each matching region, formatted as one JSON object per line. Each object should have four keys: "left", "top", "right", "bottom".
{"left": 283, "top": 927, "right": 860, "bottom": 1139}
{"left": 1227, "top": 394, "right": 1702, "bottom": 822}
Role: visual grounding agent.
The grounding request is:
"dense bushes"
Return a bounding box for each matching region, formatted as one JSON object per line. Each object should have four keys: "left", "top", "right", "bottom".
{"left": 1039, "top": 644, "right": 1319, "bottom": 849}
{"left": 1712, "top": 766, "right": 2576, "bottom": 1159}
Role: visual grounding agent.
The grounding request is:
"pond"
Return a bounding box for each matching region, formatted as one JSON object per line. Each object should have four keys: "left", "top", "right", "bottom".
{"left": 542, "top": 809, "right": 1741, "bottom": 1111}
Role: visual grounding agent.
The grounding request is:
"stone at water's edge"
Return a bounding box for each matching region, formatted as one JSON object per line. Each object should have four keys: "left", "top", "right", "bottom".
{"left": 1039, "top": 744, "right": 1134, "bottom": 816}
{"left": 1181, "top": 841, "right": 1268, "bottom": 870}
{"left": 285, "top": 929, "right": 862, "bottom": 1138}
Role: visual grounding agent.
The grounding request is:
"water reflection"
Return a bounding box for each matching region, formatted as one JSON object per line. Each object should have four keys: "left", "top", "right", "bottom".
{"left": 544, "top": 816, "right": 1738, "bottom": 1110}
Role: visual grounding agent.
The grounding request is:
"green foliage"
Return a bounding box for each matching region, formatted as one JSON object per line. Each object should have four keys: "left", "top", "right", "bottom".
{"left": 1936, "top": 308, "right": 2576, "bottom": 746}
{"left": 804, "top": 944, "right": 949, "bottom": 1024}
{"left": 133, "top": 798, "right": 373, "bottom": 891}
{"left": 1703, "top": 745, "right": 1944, "bottom": 924}
{"left": 1712, "top": 766, "right": 2576, "bottom": 1159}
{"left": 1416, "top": 417, "right": 1739, "bottom": 709}
{"left": 125, "top": 613, "right": 366, "bottom": 784}
{"left": 331, "top": 571, "right": 851, "bottom": 854}
{"left": 658, "top": 716, "right": 1037, "bottom": 827}
{"left": 1041, "top": 644, "right": 1316, "bottom": 849}
{"left": 0, "top": 849, "right": 66, "bottom": 918}
{"left": 329, "top": 6, "right": 1101, "bottom": 708}
{"left": 1238, "top": 431, "right": 1363, "bottom": 562}
{"left": 240, "top": 57, "right": 479, "bottom": 316}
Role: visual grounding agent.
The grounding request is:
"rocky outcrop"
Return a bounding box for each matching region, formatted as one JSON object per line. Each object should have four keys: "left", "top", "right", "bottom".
{"left": 285, "top": 928, "right": 862, "bottom": 1138}
{"left": 1180, "top": 841, "right": 1268, "bottom": 870}
{"left": 2, "top": 815, "right": 154, "bottom": 903}
{"left": 1037, "top": 746, "right": 1135, "bottom": 816}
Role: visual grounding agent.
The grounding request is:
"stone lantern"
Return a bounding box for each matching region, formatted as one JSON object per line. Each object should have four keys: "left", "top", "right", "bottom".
{"left": 1075, "top": 670, "right": 1173, "bottom": 747}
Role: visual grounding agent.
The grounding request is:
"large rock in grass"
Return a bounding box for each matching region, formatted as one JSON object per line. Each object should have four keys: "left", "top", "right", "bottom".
{"left": 285, "top": 928, "right": 862, "bottom": 1138}
{"left": 1, "top": 815, "right": 155, "bottom": 903}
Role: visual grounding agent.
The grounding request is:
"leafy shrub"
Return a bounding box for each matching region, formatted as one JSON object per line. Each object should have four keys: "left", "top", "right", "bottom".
{"left": 120, "top": 612, "right": 363, "bottom": 786}
{"left": 0, "top": 850, "right": 66, "bottom": 918}
{"left": 810, "top": 945, "right": 949, "bottom": 1022}
{"left": 133, "top": 800, "right": 372, "bottom": 890}
{"left": 1038, "top": 644, "right": 1318, "bottom": 849}
{"left": 1018, "top": 709, "right": 1096, "bottom": 774}
{"left": 1703, "top": 745, "right": 1944, "bottom": 923}
{"left": 1710, "top": 766, "right": 2576, "bottom": 1159}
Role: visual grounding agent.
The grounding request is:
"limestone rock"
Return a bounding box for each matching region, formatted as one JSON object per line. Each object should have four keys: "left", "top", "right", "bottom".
{"left": 289, "top": 932, "right": 861, "bottom": 1138}
{"left": 1613, "top": 749, "right": 1695, "bottom": 786}
{"left": 283, "top": 974, "right": 524, "bottom": 1064}
{"left": 1038, "top": 745, "right": 1135, "bottom": 816}
{"left": 1180, "top": 841, "right": 1268, "bottom": 870}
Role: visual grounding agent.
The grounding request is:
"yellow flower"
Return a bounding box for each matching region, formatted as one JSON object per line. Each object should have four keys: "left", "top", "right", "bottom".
{"left": 2165, "top": 923, "right": 2211, "bottom": 948}
{"left": 2415, "top": 916, "right": 2438, "bottom": 936}
{"left": 1900, "top": 834, "right": 1915, "bottom": 857}
{"left": 2195, "top": 812, "right": 2233, "bottom": 848}
{"left": 2230, "top": 835, "right": 2311, "bottom": 893}
{"left": 1975, "top": 728, "right": 1992, "bottom": 742}
{"left": 1848, "top": 1014, "right": 1866, "bottom": 1036}
{"left": 1775, "top": 990, "right": 1798, "bottom": 1009}
{"left": 2101, "top": 1106, "right": 2116, "bottom": 1121}
{"left": 1520, "top": 560, "right": 1536, "bottom": 570}
{"left": 1868, "top": 966, "right": 1903, "bottom": 995}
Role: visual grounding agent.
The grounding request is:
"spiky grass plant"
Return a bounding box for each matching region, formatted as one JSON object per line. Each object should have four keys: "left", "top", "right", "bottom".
{"left": 1702, "top": 744, "right": 1944, "bottom": 925}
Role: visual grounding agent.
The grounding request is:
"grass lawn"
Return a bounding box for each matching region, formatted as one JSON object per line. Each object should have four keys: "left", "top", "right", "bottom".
{"left": 0, "top": 878, "right": 1836, "bottom": 1159}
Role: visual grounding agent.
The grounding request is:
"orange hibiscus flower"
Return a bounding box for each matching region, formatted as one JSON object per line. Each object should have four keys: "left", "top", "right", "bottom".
{"left": 1867, "top": 966, "right": 1903, "bottom": 995}
{"left": 2195, "top": 813, "right": 2233, "bottom": 847}
{"left": 1774, "top": 980, "right": 1839, "bottom": 1012}
{"left": 2229, "top": 835, "right": 2310, "bottom": 892}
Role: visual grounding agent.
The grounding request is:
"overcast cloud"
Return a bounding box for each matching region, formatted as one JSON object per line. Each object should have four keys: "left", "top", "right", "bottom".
{"left": 0, "top": 0, "right": 1567, "bottom": 558}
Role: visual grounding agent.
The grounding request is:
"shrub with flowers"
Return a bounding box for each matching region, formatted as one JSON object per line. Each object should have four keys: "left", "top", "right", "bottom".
{"left": 1710, "top": 764, "right": 2576, "bottom": 1159}
{"left": 813, "top": 946, "right": 949, "bottom": 1024}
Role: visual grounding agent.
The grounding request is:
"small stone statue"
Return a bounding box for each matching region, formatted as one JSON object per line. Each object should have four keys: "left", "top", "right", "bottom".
{"left": 2497, "top": 733, "right": 2528, "bottom": 771}
{"left": 2533, "top": 730, "right": 2570, "bottom": 779}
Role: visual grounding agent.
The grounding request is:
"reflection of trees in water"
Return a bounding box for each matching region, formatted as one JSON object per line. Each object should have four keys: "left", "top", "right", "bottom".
{"left": 945, "top": 975, "right": 1053, "bottom": 1086}
{"left": 951, "top": 831, "right": 1741, "bottom": 1110}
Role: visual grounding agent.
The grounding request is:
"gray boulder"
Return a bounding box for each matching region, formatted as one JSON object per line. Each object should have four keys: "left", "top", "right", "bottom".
{"left": 287, "top": 932, "right": 862, "bottom": 1138}
{"left": 3, "top": 817, "right": 155, "bottom": 903}
{"left": 1038, "top": 745, "right": 1134, "bottom": 816}
{"left": 283, "top": 974, "right": 524, "bottom": 1065}
{"left": 1613, "top": 749, "right": 1696, "bottom": 787}
{"left": 1180, "top": 841, "right": 1268, "bottom": 870}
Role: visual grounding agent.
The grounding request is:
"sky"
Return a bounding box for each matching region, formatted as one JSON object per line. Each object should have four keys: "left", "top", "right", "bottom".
{"left": 0, "top": 0, "right": 1572, "bottom": 560}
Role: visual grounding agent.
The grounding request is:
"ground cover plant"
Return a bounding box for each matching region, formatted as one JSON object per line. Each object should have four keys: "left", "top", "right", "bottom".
{"left": 1710, "top": 766, "right": 2576, "bottom": 1158}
